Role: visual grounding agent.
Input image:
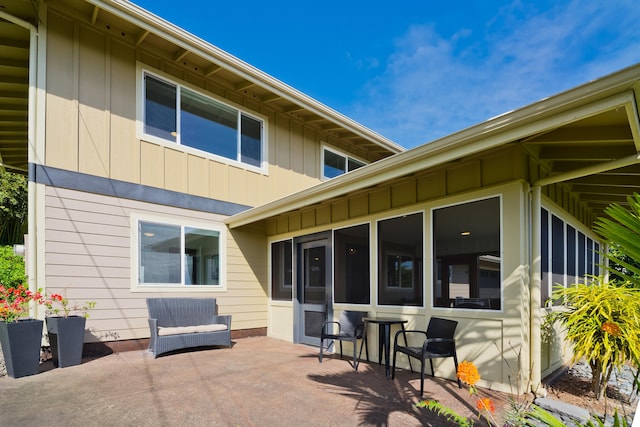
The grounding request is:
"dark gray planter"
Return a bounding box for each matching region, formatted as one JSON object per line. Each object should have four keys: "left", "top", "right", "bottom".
{"left": 0, "top": 319, "right": 44, "bottom": 378}
{"left": 46, "top": 316, "right": 86, "bottom": 368}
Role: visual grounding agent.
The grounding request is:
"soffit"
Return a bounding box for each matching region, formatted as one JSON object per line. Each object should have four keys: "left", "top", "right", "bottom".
{"left": 523, "top": 102, "right": 640, "bottom": 218}
{"left": 0, "top": 0, "right": 35, "bottom": 174}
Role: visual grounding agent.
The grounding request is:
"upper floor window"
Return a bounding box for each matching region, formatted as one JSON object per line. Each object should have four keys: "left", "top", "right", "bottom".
{"left": 322, "top": 147, "right": 366, "bottom": 179}
{"left": 142, "top": 70, "right": 265, "bottom": 170}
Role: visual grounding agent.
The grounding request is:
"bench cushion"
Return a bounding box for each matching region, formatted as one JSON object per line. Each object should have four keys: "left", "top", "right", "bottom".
{"left": 158, "top": 324, "right": 228, "bottom": 336}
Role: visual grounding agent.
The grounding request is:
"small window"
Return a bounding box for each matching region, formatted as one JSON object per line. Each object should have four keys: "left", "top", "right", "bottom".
{"left": 142, "top": 71, "right": 265, "bottom": 170}
{"left": 387, "top": 254, "right": 414, "bottom": 288}
{"left": 271, "top": 240, "right": 293, "bottom": 301}
{"left": 138, "top": 220, "right": 223, "bottom": 287}
{"left": 322, "top": 147, "right": 366, "bottom": 179}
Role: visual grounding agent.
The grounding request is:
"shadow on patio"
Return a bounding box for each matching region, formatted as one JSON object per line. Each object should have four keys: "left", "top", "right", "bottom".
{"left": 307, "top": 353, "right": 506, "bottom": 426}
{"left": 0, "top": 336, "right": 509, "bottom": 426}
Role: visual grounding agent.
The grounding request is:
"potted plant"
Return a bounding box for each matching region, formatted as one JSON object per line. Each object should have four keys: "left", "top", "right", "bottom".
{"left": 44, "top": 293, "right": 95, "bottom": 368}
{"left": 0, "top": 283, "right": 45, "bottom": 378}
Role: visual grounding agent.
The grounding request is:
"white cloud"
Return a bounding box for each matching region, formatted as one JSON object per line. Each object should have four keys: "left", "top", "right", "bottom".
{"left": 348, "top": 0, "right": 640, "bottom": 148}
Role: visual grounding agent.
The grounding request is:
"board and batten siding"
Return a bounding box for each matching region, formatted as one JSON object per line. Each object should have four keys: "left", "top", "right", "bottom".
{"left": 43, "top": 8, "right": 349, "bottom": 210}
{"left": 44, "top": 186, "right": 268, "bottom": 343}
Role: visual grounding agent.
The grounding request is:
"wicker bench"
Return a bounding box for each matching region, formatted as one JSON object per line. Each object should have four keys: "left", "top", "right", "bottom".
{"left": 146, "top": 298, "right": 232, "bottom": 358}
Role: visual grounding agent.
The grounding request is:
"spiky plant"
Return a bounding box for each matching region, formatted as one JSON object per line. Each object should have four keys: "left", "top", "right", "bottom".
{"left": 593, "top": 193, "right": 640, "bottom": 287}
{"left": 545, "top": 277, "right": 640, "bottom": 400}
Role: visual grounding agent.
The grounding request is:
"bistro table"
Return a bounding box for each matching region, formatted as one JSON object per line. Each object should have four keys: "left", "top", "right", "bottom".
{"left": 362, "top": 317, "right": 412, "bottom": 378}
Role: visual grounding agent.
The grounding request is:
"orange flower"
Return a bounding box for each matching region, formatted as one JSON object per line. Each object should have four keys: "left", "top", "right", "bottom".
{"left": 601, "top": 321, "right": 621, "bottom": 337}
{"left": 476, "top": 397, "right": 495, "bottom": 414}
{"left": 457, "top": 361, "right": 480, "bottom": 386}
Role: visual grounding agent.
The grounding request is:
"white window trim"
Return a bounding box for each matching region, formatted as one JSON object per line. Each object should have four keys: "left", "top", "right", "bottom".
{"left": 129, "top": 213, "right": 227, "bottom": 293}
{"left": 135, "top": 63, "right": 269, "bottom": 175}
{"left": 321, "top": 144, "right": 368, "bottom": 180}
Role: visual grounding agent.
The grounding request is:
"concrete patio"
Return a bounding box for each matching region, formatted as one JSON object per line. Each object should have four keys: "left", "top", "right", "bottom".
{"left": 0, "top": 336, "right": 510, "bottom": 426}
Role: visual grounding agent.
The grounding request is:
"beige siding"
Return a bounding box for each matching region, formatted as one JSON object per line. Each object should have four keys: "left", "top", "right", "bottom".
{"left": 46, "top": 15, "right": 78, "bottom": 171}
{"left": 109, "top": 40, "right": 138, "bottom": 183}
{"left": 44, "top": 9, "right": 354, "bottom": 209}
{"left": 78, "top": 27, "right": 109, "bottom": 178}
{"left": 42, "top": 186, "right": 268, "bottom": 342}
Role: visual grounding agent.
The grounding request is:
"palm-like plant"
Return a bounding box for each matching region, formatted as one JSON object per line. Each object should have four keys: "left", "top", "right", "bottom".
{"left": 593, "top": 193, "right": 640, "bottom": 287}
{"left": 545, "top": 277, "right": 640, "bottom": 400}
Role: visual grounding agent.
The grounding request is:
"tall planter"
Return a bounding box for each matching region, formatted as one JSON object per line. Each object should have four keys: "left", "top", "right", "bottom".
{"left": 46, "top": 316, "right": 86, "bottom": 368}
{"left": 0, "top": 319, "right": 43, "bottom": 378}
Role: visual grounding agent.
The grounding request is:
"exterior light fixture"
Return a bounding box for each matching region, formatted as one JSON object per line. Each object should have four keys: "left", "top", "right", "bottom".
{"left": 460, "top": 231, "right": 471, "bottom": 236}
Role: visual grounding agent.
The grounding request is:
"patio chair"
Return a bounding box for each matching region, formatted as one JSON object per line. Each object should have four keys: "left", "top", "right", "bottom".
{"left": 319, "top": 310, "right": 369, "bottom": 370}
{"left": 391, "top": 317, "right": 461, "bottom": 396}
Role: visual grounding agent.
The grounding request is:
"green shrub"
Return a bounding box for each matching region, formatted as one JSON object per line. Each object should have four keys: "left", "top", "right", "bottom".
{"left": 545, "top": 277, "right": 640, "bottom": 400}
{"left": 0, "top": 245, "right": 27, "bottom": 288}
{"left": 0, "top": 169, "right": 28, "bottom": 245}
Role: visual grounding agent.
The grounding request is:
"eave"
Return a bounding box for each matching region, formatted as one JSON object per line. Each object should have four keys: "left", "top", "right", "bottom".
{"left": 226, "top": 64, "right": 640, "bottom": 229}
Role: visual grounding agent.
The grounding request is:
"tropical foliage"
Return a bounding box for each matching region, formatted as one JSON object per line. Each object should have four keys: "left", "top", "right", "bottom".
{"left": 545, "top": 277, "right": 640, "bottom": 400}
{"left": 0, "top": 169, "right": 28, "bottom": 245}
{"left": 593, "top": 193, "right": 640, "bottom": 287}
{"left": 0, "top": 245, "right": 27, "bottom": 288}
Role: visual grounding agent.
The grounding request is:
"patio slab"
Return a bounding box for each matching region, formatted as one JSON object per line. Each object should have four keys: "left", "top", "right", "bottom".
{"left": 0, "top": 336, "right": 509, "bottom": 426}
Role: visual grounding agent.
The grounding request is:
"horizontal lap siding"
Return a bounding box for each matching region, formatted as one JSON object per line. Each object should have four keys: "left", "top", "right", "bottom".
{"left": 44, "top": 187, "right": 268, "bottom": 342}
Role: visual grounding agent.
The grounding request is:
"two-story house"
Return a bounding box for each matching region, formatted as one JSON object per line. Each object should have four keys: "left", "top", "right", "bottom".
{"left": 2, "top": 0, "right": 639, "bottom": 394}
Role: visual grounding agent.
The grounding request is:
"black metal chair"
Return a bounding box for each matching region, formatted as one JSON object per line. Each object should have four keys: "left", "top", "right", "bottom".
{"left": 319, "top": 310, "right": 369, "bottom": 370}
{"left": 392, "top": 317, "right": 461, "bottom": 396}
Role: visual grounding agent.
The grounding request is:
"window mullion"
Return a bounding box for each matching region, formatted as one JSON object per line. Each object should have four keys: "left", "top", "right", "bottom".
{"left": 176, "top": 85, "right": 181, "bottom": 145}
{"left": 180, "top": 225, "right": 185, "bottom": 286}
{"left": 237, "top": 111, "right": 242, "bottom": 162}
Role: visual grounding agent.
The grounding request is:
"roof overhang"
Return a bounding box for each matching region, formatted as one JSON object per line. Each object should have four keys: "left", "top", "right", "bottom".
{"left": 0, "top": 0, "right": 405, "bottom": 175}
{"left": 226, "top": 63, "right": 640, "bottom": 229}
{"left": 83, "top": 0, "right": 404, "bottom": 156}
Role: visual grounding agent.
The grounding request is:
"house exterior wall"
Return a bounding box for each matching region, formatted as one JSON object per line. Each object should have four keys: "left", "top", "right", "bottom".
{"left": 264, "top": 146, "right": 533, "bottom": 393}
{"left": 43, "top": 8, "right": 359, "bottom": 208}
{"left": 42, "top": 185, "right": 267, "bottom": 342}
{"left": 36, "top": 6, "right": 368, "bottom": 339}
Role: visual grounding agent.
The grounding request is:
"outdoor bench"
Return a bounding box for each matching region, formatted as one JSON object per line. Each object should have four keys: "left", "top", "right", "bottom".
{"left": 146, "top": 297, "right": 232, "bottom": 358}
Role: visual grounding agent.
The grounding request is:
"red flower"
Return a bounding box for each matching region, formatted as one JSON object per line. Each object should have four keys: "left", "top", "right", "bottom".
{"left": 476, "top": 397, "right": 495, "bottom": 414}
{"left": 601, "top": 321, "right": 621, "bottom": 337}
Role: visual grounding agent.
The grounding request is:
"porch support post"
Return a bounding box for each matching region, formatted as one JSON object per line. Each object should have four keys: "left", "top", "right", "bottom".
{"left": 530, "top": 185, "right": 543, "bottom": 393}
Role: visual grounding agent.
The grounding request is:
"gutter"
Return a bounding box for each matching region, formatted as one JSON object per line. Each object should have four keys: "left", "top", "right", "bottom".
{"left": 84, "top": 0, "right": 404, "bottom": 155}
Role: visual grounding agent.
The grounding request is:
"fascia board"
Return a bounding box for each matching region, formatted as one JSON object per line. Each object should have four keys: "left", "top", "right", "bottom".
{"left": 85, "top": 0, "right": 404, "bottom": 155}
{"left": 226, "top": 66, "right": 640, "bottom": 229}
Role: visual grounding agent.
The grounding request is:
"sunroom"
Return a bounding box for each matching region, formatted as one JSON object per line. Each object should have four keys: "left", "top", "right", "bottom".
{"left": 226, "top": 64, "right": 640, "bottom": 394}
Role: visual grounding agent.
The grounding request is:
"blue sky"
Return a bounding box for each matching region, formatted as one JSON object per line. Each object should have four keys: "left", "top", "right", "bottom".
{"left": 133, "top": 0, "right": 640, "bottom": 149}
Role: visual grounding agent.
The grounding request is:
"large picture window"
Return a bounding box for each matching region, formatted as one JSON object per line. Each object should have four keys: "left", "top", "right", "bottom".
{"left": 271, "top": 240, "right": 293, "bottom": 301}
{"left": 378, "top": 213, "right": 423, "bottom": 306}
{"left": 334, "top": 224, "right": 370, "bottom": 304}
{"left": 138, "top": 220, "right": 222, "bottom": 287}
{"left": 142, "top": 71, "right": 265, "bottom": 169}
{"left": 433, "top": 197, "right": 501, "bottom": 310}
